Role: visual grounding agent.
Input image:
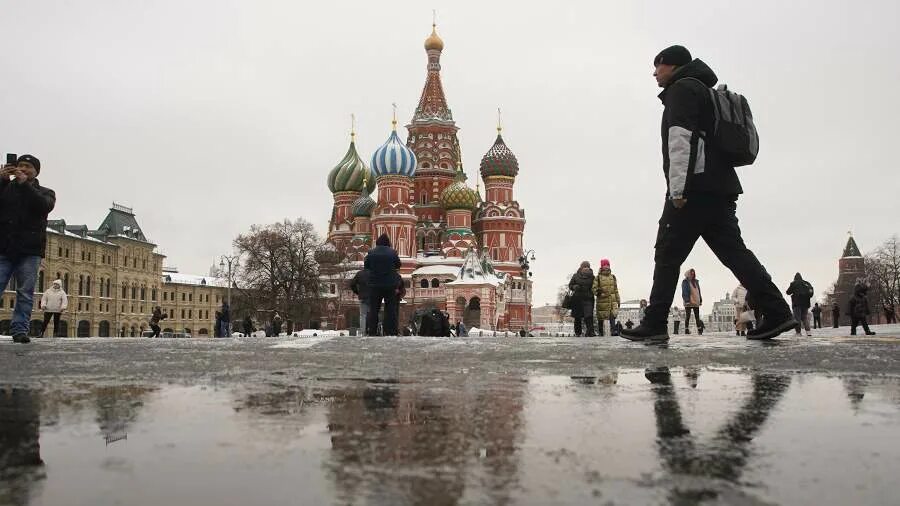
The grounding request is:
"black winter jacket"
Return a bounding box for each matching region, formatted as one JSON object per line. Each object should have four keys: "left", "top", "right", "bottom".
{"left": 364, "top": 245, "right": 401, "bottom": 288}
{"left": 568, "top": 268, "right": 595, "bottom": 301}
{"left": 848, "top": 286, "right": 871, "bottom": 319}
{"left": 349, "top": 269, "right": 372, "bottom": 301}
{"left": 659, "top": 59, "right": 743, "bottom": 199}
{"left": 786, "top": 274, "right": 814, "bottom": 309}
{"left": 0, "top": 177, "right": 56, "bottom": 258}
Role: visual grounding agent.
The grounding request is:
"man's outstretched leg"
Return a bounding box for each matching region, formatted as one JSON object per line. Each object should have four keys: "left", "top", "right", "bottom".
{"left": 622, "top": 201, "right": 701, "bottom": 342}
{"left": 701, "top": 198, "right": 794, "bottom": 340}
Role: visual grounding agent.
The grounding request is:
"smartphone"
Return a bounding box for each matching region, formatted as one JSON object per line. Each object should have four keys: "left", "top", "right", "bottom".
{"left": 5, "top": 153, "right": 16, "bottom": 166}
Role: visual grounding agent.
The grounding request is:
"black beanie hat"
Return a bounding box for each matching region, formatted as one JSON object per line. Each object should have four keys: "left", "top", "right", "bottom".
{"left": 17, "top": 154, "right": 41, "bottom": 175}
{"left": 654, "top": 45, "right": 692, "bottom": 66}
{"left": 376, "top": 234, "right": 391, "bottom": 247}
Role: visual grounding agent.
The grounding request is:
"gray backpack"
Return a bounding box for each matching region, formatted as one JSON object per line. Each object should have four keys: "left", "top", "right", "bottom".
{"left": 684, "top": 78, "right": 760, "bottom": 167}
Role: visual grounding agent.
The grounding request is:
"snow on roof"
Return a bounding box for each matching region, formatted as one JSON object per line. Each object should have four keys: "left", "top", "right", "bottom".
{"left": 46, "top": 227, "right": 111, "bottom": 244}
{"left": 416, "top": 255, "right": 465, "bottom": 265}
{"left": 412, "top": 265, "right": 459, "bottom": 276}
{"left": 161, "top": 272, "right": 226, "bottom": 287}
{"left": 446, "top": 248, "right": 505, "bottom": 287}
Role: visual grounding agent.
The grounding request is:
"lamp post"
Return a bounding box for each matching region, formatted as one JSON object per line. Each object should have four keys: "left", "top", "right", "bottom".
{"left": 219, "top": 254, "right": 238, "bottom": 336}
{"left": 517, "top": 249, "right": 536, "bottom": 336}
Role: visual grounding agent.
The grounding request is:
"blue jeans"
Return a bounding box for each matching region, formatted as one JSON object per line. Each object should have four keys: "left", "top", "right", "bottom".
{"left": 359, "top": 300, "right": 369, "bottom": 336}
{"left": 0, "top": 255, "right": 42, "bottom": 335}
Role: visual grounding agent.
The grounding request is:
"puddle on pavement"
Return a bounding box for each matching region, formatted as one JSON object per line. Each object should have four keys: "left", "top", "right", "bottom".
{"left": 2, "top": 369, "right": 898, "bottom": 505}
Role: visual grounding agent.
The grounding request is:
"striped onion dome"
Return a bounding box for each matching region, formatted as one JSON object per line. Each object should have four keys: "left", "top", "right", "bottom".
{"left": 440, "top": 166, "right": 478, "bottom": 211}
{"left": 351, "top": 184, "right": 376, "bottom": 217}
{"left": 327, "top": 138, "right": 375, "bottom": 193}
{"left": 371, "top": 129, "right": 417, "bottom": 178}
{"left": 479, "top": 134, "right": 519, "bottom": 178}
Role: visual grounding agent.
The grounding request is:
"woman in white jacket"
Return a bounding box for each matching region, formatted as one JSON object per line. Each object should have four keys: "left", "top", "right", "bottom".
{"left": 40, "top": 279, "right": 68, "bottom": 337}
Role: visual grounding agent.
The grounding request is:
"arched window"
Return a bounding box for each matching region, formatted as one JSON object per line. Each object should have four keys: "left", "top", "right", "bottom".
{"left": 431, "top": 279, "right": 440, "bottom": 288}
{"left": 106, "top": 279, "right": 110, "bottom": 298}
{"left": 86, "top": 276, "right": 91, "bottom": 296}
{"left": 131, "top": 285, "right": 137, "bottom": 299}
{"left": 78, "top": 275, "right": 84, "bottom": 295}
{"left": 63, "top": 273, "right": 69, "bottom": 292}
{"left": 420, "top": 193, "right": 427, "bottom": 205}
{"left": 122, "top": 283, "right": 128, "bottom": 299}
{"left": 152, "top": 288, "right": 157, "bottom": 301}
{"left": 140, "top": 286, "right": 146, "bottom": 300}
{"left": 38, "top": 271, "right": 44, "bottom": 292}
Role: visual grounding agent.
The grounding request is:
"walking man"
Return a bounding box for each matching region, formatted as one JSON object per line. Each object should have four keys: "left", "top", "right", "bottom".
{"left": 149, "top": 306, "right": 166, "bottom": 338}
{"left": 786, "top": 273, "right": 814, "bottom": 336}
{"left": 0, "top": 155, "right": 56, "bottom": 343}
{"left": 621, "top": 46, "right": 794, "bottom": 342}
{"left": 349, "top": 267, "right": 372, "bottom": 335}
{"left": 364, "top": 234, "right": 401, "bottom": 336}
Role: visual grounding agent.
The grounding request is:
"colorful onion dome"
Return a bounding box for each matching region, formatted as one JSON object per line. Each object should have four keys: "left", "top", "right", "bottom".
{"left": 315, "top": 241, "right": 342, "bottom": 265}
{"left": 440, "top": 165, "right": 478, "bottom": 211}
{"left": 424, "top": 24, "right": 444, "bottom": 51}
{"left": 479, "top": 133, "right": 519, "bottom": 178}
{"left": 371, "top": 124, "right": 417, "bottom": 178}
{"left": 327, "top": 137, "right": 374, "bottom": 193}
{"left": 351, "top": 183, "right": 376, "bottom": 217}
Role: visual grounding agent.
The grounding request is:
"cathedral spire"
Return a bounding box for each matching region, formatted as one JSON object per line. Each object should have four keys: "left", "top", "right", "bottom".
{"left": 413, "top": 20, "right": 453, "bottom": 124}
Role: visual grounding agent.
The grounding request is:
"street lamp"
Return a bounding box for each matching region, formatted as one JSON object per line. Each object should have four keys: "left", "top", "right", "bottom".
{"left": 219, "top": 254, "right": 238, "bottom": 336}
{"left": 517, "top": 249, "right": 536, "bottom": 336}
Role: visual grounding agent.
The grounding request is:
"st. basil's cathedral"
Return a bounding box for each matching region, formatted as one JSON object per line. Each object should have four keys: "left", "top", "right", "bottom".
{"left": 316, "top": 23, "right": 531, "bottom": 332}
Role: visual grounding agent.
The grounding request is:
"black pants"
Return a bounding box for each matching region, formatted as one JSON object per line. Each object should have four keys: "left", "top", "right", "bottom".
{"left": 150, "top": 323, "right": 161, "bottom": 337}
{"left": 684, "top": 306, "right": 700, "bottom": 331}
{"left": 41, "top": 312, "right": 61, "bottom": 337}
{"left": 850, "top": 317, "right": 871, "bottom": 335}
{"left": 645, "top": 196, "right": 790, "bottom": 327}
{"left": 832, "top": 312, "right": 840, "bottom": 328}
{"left": 368, "top": 286, "right": 398, "bottom": 336}
{"left": 572, "top": 299, "right": 594, "bottom": 336}
{"left": 813, "top": 314, "right": 822, "bottom": 328}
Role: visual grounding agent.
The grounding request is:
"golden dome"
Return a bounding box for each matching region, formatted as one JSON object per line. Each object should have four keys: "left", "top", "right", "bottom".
{"left": 424, "top": 24, "right": 444, "bottom": 51}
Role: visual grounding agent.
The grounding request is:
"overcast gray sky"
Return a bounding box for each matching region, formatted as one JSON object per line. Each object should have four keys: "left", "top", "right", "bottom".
{"left": 3, "top": 0, "right": 898, "bottom": 309}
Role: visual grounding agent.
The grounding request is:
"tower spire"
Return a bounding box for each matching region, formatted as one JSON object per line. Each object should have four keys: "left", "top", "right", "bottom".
{"left": 391, "top": 103, "right": 397, "bottom": 130}
{"left": 497, "top": 108, "right": 502, "bottom": 134}
{"left": 350, "top": 113, "right": 356, "bottom": 141}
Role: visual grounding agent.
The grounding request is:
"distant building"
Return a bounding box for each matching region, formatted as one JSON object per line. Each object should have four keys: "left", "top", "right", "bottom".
{"left": 618, "top": 300, "right": 643, "bottom": 327}
{"left": 824, "top": 235, "right": 866, "bottom": 326}
{"left": 0, "top": 203, "right": 224, "bottom": 337}
{"left": 708, "top": 293, "right": 737, "bottom": 332}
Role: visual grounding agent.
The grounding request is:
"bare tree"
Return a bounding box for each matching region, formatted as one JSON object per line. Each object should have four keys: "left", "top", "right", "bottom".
{"left": 233, "top": 218, "right": 323, "bottom": 327}
{"left": 866, "top": 235, "right": 900, "bottom": 312}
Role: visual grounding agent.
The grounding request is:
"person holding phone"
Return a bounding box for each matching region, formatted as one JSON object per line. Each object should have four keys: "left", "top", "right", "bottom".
{"left": 0, "top": 154, "right": 56, "bottom": 343}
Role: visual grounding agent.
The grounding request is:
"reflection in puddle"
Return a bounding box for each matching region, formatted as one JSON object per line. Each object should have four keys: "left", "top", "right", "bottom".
{"left": 0, "top": 370, "right": 897, "bottom": 505}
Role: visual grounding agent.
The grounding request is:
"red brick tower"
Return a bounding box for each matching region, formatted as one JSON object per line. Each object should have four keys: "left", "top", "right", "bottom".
{"left": 406, "top": 23, "right": 460, "bottom": 254}
{"left": 831, "top": 234, "right": 866, "bottom": 325}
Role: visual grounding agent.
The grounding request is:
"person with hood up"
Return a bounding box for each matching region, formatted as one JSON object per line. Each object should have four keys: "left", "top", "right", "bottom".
{"left": 811, "top": 303, "right": 823, "bottom": 329}
{"left": 39, "top": 279, "right": 67, "bottom": 337}
{"left": 148, "top": 306, "right": 166, "bottom": 338}
{"left": 786, "top": 273, "right": 814, "bottom": 336}
{"left": 568, "top": 261, "right": 595, "bottom": 337}
{"left": 848, "top": 284, "right": 876, "bottom": 336}
{"left": 621, "top": 45, "right": 795, "bottom": 342}
{"left": 681, "top": 269, "right": 702, "bottom": 334}
{"left": 592, "top": 259, "right": 620, "bottom": 336}
{"left": 272, "top": 312, "right": 283, "bottom": 336}
{"left": 364, "top": 234, "right": 401, "bottom": 336}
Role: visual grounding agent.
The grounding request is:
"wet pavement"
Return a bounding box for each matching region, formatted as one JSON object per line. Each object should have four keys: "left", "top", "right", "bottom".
{"left": 2, "top": 328, "right": 899, "bottom": 505}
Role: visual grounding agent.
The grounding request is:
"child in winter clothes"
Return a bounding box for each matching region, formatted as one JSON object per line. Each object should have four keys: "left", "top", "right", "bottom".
{"left": 848, "top": 284, "right": 876, "bottom": 336}
{"left": 39, "top": 279, "right": 68, "bottom": 337}
{"left": 592, "top": 259, "right": 620, "bottom": 336}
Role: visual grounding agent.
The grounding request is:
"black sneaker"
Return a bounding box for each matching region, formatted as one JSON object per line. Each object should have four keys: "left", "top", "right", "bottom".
{"left": 12, "top": 333, "right": 31, "bottom": 344}
{"left": 620, "top": 324, "right": 670, "bottom": 342}
{"left": 747, "top": 316, "right": 796, "bottom": 340}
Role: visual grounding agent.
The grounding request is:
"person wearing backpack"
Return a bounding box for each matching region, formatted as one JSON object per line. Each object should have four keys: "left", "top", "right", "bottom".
{"left": 786, "top": 273, "right": 814, "bottom": 336}
{"left": 621, "top": 45, "right": 794, "bottom": 343}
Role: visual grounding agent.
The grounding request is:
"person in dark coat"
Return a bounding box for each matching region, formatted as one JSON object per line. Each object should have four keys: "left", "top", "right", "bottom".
{"left": 621, "top": 46, "right": 795, "bottom": 343}
{"left": 220, "top": 301, "right": 231, "bottom": 337}
{"left": 568, "top": 261, "right": 595, "bottom": 337}
{"left": 786, "top": 273, "right": 814, "bottom": 336}
{"left": 243, "top": 315, "right": 253, "bottom": 336}
{"left": 364, "top": 234, "right": 401, "bottom": 336}
{"left": 149, "top": 306, "right": 166, "bottom": 338}
{"left": 214, "top": 311, "right": 222, "bottom": 337}
{"left": 0, "top": 155, "right": 56, "bottom": 343}
{"left": 811, "top": 303, "right": 823, "bottom": 329}
{"left": 848, "top": 284, "right": 876, "bottom": 336}
{"left": 831, "top": 303, "right": 841, "bottom": 328}
{"left": 349, "top": 268, "right": 372, "bottom": 335}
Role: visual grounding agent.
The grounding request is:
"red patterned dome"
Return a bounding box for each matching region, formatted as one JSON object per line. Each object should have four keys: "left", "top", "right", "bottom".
{"left": 479, "top": 134, "right": 519, "bottom": 178}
